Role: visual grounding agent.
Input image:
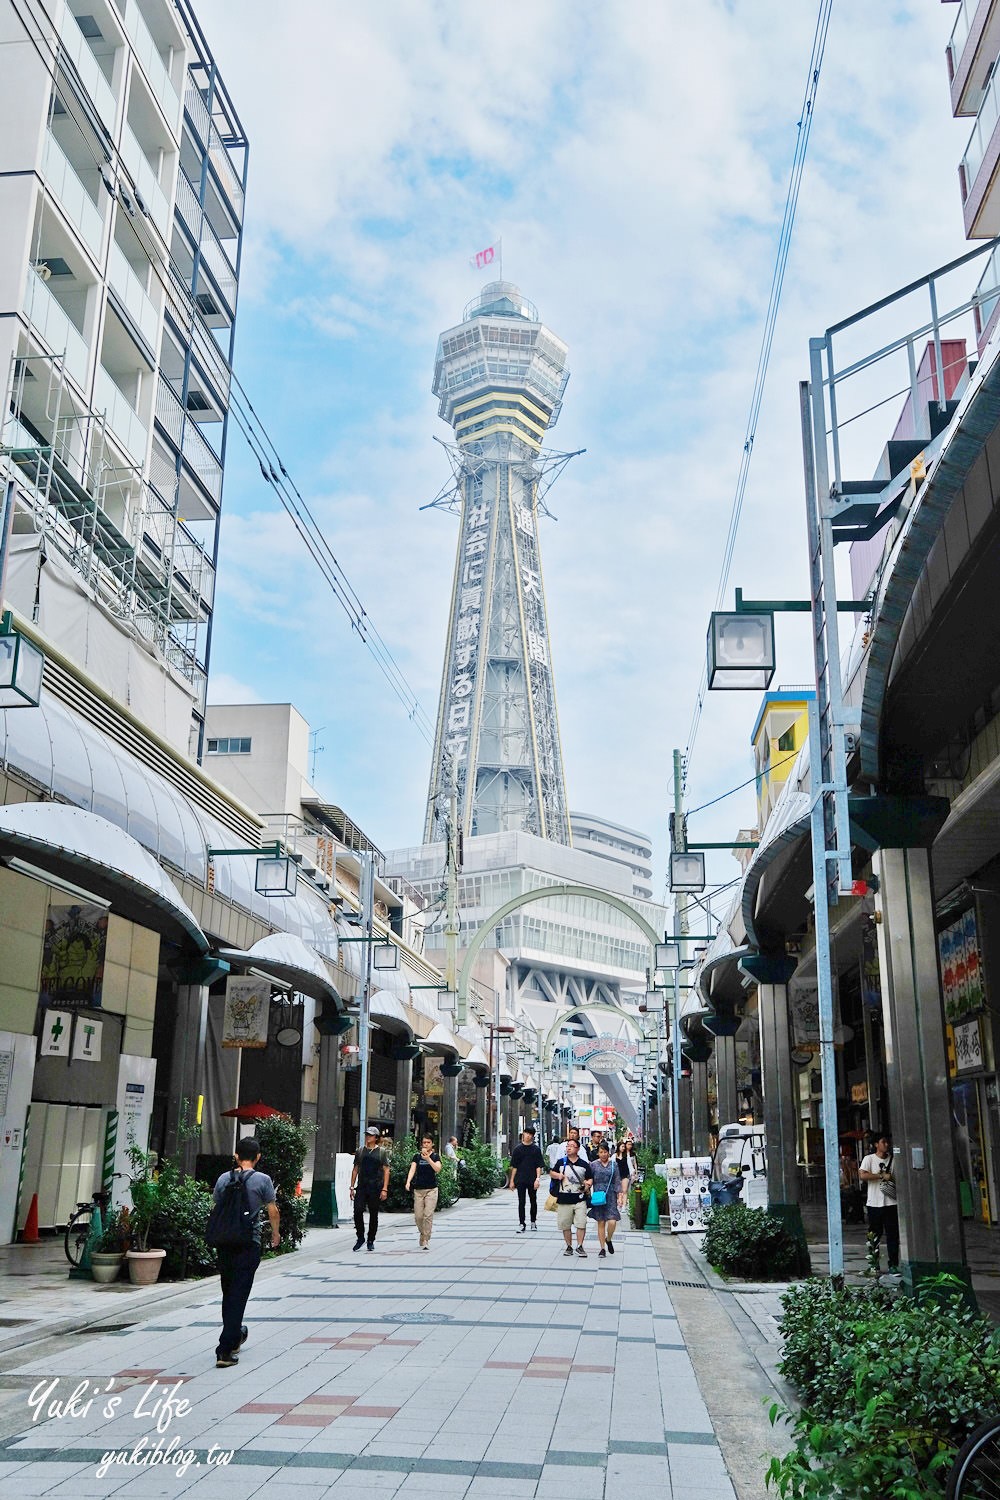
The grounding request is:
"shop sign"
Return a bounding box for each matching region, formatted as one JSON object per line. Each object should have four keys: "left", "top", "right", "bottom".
{"left": 571, "top": 1037, "right": 636, "bottom": 1073}
{"left": 71, "top": 1016, "right": 102, "bottom": 1063}
{"left": 939, "top": 909, "right": 985, "bottom": 1023}
{"left": 222, "top": 976, "right": 270, "bottom": 1048}
{"left": 39, "top": 1009, "right": 72, "bottom": 1057}
{"left": 850, "top": 1082, "right": 869, "bottom": 1105}
{"left": 122, "top": 1081, "right": 146, "bottom": 1121}
{"left": 789, "top": 986, "right": 820, "bottom": 1053}
{"left": 954, "top": 1017, "right": 984, "bottom": 1075}
{"left": 40, "top": 901, "right": 108, "bottom": 1009}
{"left": 367, "top": 1091, "right": 395, "bottom": 1123}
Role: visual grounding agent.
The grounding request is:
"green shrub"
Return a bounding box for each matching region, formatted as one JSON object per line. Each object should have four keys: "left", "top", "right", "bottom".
{"left": 457, "top": 1129, "right": 502, "bottom": 1198}
{"left": 255, "top": 1115, "right": 313, "bottom": 1252}
{"left": 767, "top": 1277, "right": 1000, "bottom": 1498}
{"left": 634, "top": 1143, "right": 659, "bottom": 1178}
{"left": 147, "top": 1167, "right": 215, "bottom": 1280}
{"left": 702, "top": 1204, "right": 799, "bottom": 1280}
{"left": 95, "top": 1206, "right": 130, "bottom": 1255}
{"left": 640, "top": 1173, "right": 668, "bottom": 1207}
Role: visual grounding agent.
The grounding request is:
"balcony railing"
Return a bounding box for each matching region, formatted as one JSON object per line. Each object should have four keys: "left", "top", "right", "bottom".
{"left": 119, "top": 122, "right": 171, "bottom": 239}
{"left": 122, "top": 0, "right": 181, "bottom": 132}
{"left": 962, "top": 64, "right": 1000, "bottom": 197}
{"left": 154, "top": 377, "right": 222, "bottom": 501}
{"left": 165, "top": 262, "right": 232, "bottom": 402}
{"left": 95, "top": 366, "right": 148, "bottom": 463}
{"left": 174, "top": 168, "right": 201, "bottom": 236}
{"left": 183, "top": 84, "right": 211, "bottom": 147}
{"left": 948, "top": 0, "right": 977, "bottom": 82}
{"left": 108, "top": 239, "right": 160, "bottom": 351}
{"left": 975, "top": 244, "right": 1000, "bottom": 335}
{"left": 198, "top": 216, "right": 237, "bottom": 308}
{"left": 22, "top": 266, "right": 89, "bottom": 388}
{"left": 42, "top": 130, "right": 104, "bottom": 260}
{"left": 57, "top": 7, "right": 117, "bottom": 130}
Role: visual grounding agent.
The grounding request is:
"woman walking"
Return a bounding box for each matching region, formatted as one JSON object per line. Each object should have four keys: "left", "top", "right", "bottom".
{"left": 405, "top": 1135, "right": 442, "bottom": 1249}
{"left": 588, "top": 1143, "right": 624, "bottom": 1258}
{"left": 616, "top": 1140, "right": 634, "bottom": 1200}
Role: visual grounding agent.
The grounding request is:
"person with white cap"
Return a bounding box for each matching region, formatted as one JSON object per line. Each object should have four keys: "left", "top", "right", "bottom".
{"left": 350, "top": 1123, "right": 390, "bottom": 1252}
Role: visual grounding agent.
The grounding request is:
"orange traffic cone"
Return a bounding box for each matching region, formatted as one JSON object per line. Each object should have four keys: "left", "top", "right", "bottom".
{"left": 21, "top": 1194, "right": 39, "bottom": 1244}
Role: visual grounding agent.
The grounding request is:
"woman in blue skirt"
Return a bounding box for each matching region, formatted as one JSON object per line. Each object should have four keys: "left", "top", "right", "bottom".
{"left": 587, "top": 1143, "right": 624, "bottom": 1258}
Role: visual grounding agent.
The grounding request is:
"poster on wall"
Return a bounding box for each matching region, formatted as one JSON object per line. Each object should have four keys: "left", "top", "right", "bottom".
{"left": 39, "top": 1009, "right": 72, "bottom": 1057}
{"left": 789, "top": 986, "right": 820, "bottom": 1053}
{"left": 39, "top": 902, "right": 108, "bottom": 1009}
{"left": 70, "top": 1016, "right": 102, "bottom": 1063}
{"left": 222, "top": 976, "right": 270, "bottom": 1048}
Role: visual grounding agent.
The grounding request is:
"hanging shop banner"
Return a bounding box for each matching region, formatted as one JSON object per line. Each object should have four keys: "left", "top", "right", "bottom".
{"left": 939, "top": 910, "right": 985, "bottom": 1022}
{"left": 39, "top": 1009, "right": 72, "bottom": 1057}
{"left": 222, "top": 976, "right": 270, "bottom": 1048}
{"left": 789, "top": 986, "right": 820, "bottom": 1054}
{"left": 953, "top": 1017, "right": 985, "bottom": 1075}
{"left": 40, "top": 901, "right": 108, "bottom": 1009}
{"left": 861, "top": 923, "right": 881, "bottom": 1011}
{"left": 571, "top": 1037, "right": 637, "bottom": 1074}
{"left": 71, "top": 1015, "right": 103, "bottom": 1063}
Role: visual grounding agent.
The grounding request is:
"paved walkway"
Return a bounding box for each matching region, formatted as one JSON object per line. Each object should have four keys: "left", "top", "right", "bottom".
{"left": 0, "top": 1195, "right": 739, "bottom": 1499}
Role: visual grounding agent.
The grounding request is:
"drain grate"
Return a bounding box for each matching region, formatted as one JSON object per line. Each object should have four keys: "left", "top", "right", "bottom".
{"left": 662, "top": 1280, "right": 709, "bottom": 1290}
{"left": 72, "top": 1323, "right": 136, "bottom": 1334}
{"left": 389, "top": 1312, "right": 453, "bottom": 1324}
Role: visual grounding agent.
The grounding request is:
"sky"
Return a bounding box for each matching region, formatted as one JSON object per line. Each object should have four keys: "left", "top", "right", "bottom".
{"left": 197, "top": 0, "right": 974, "bottom": 899}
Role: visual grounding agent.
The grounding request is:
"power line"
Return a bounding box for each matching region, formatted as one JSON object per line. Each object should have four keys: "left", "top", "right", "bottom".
{"left": 686, "top": 749, "right": 800, "bottom": 816}
{"left": 685, "top": 0, "right": 834, "bottom": 766}
{"left": 7, "top": 0, "right": 435, "bottom": 743}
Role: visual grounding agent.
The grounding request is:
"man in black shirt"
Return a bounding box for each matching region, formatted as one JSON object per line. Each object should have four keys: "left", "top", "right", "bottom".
{"left": 350, "top": 1123, "right": 390, "bottom": 1252}
{"left": 507, "top": 1128, "right": 545, "bottom": 1232}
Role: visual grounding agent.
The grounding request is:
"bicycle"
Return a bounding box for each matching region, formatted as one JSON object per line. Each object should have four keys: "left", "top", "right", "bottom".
{"left": 947, "top": 1415, "right": 1000, "bottom": 1499}
{"left": 63, "top": 1174, "right": 124, "bottom": 1267}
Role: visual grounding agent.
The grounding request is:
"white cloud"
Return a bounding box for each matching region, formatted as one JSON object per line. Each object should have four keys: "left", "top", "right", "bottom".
{"left": 197, "top": 0, "right": 973, "bottom": 879}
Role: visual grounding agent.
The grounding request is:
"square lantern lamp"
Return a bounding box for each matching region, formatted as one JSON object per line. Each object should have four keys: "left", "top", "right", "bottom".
{"left": 438, "top": 989, "right": 458, "bottom": 1012}
{"left": 0, "top": 612, "right": 44, "bottom": 708}
{"left": 707, "top": 610, "right": 775, "bottom": 690}
{"left": 255, "top": 853, "right": 297, "bottom": 897}
{"left": 373, "top": 943, "right": 400, "bottom": 971}
{"left": 669, "top": 851, "right": 706, "bottom": 893}
{"left": 655, "top": 940, "right": 680, "bottom": 971}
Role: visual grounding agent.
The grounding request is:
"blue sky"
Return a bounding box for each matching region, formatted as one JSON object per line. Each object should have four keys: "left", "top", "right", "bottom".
{"left": 197, "top": 0, "right": 972, "bottom": 892}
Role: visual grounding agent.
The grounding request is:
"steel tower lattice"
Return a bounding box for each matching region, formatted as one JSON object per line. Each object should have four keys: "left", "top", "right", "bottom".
{"left": 424, "top": 282, "right": 575, "bottom": 845}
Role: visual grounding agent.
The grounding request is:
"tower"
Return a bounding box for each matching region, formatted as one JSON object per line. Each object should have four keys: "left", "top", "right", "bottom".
{"left": 425, "top": 282, "right": 573, "bottom": 844}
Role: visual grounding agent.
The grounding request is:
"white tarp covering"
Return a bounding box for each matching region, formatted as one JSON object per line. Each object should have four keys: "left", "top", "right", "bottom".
{"left": 0, "top": 801, "right": 207, "bottom": 951}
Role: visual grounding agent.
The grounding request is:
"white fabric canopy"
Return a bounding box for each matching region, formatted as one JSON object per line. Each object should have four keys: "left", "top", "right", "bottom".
{"left": 423, "top": 1022, "right": 462, "bottom": 1055}
{"left": 464, "top": 1043, "right": 490, "bottom": 1068}
{"left": 0, "top": 801, "right": 207, "bottom": 952}
{"left": 219, "top": 932, "right": 341, "bottom": 1004}
{"left": 370, "top": 990, "right": 412, "bottom": 1032}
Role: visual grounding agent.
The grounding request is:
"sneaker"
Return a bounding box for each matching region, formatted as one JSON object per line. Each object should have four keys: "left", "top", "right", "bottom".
{"left": 530, "top": 1223, "right": 537, "bottom": 1232}
{"left": 516, "top": 1225, "right": 526, "bottom": 1234}
{"left": 575, "top": 1246, "right": 587, "bottom": 1258}
{"left": 353, "top": 1238, "right": 364, "bottom": 1252}
{"left": 239, "top": 1325, "right": 248, "bottom": 1347}
{"left": 215, "top": 1353, "right": 239, "bottom": 1369}
{"left": 598, "top": 1248, "right": 606, "bottom": 1259}
{"left": 367, "top": 1243, "right": 375, "bottom": 1253}
{"left": 606, "top": 1241, "right": 615, "bottom": 1255}
{"left": 563, "top": 1245, "right": 574, "bottom": 1257}
{"left": 421, "top": 1244, "right": 429, "bottom": 1251}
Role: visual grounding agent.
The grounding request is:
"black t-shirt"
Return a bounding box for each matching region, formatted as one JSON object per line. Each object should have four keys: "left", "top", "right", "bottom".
{"left": 411, "top": 1152, "right": 440, "bottom": 1189}
{"left": 355, "top": 1146, "right": 388, "bottom": 1189}
{"left": 510, "top": 1142, "right": 545, "bottom": 1186}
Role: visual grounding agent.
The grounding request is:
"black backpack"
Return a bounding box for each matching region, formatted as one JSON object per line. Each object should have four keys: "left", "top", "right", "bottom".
{"left": 206, "top": 1169, "right": 256, "bottom": 1249}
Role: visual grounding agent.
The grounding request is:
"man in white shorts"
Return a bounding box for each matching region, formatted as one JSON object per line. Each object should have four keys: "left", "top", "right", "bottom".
{"left": 551, "top": 1137, "right": 590, "bottom": 1258}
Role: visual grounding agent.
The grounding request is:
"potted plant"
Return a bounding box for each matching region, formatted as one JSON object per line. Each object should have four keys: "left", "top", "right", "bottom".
{"left": 125, "top": 1140, "right": 166, "bottom": 1286}
{"left": 91, "top": 1206, "right": 129, "bottom": 1284}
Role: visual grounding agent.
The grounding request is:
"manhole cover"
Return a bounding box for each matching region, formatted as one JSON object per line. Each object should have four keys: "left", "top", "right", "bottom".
{"left": 389, "top": 1312, "right": 452, "bottom": 1325}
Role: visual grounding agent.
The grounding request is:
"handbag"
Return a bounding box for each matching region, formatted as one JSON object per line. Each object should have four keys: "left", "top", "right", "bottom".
{"left": 543, "top": 1193, "right": 558, "bottom": 1212}
{"left": 590, "top": 1189, "right": 607, "bottom": 1207}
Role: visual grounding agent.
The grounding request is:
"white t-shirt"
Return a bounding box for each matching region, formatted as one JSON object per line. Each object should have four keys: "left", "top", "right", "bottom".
{"left": 860, "top": 1152, "right": 897, "bottom": 1208}
{"left": 547, "top": 1140, "right": 588, "bottom": 1167}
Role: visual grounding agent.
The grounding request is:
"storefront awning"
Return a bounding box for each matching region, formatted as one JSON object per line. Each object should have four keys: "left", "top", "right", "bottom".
{"left": 464, "top": 1043, "right": 490, "bottom": 1069}
{"left": 0, "top": 801, "right": 207, "bottom": 952}
{"left": 371, "top": 990, "right": 412, "bottom": 1034}
{"left": 423, "top": 1022, "right": 463, "bottom": 1056}
{"left": 219, "top": 932, "right": 342, "bottom": 1005}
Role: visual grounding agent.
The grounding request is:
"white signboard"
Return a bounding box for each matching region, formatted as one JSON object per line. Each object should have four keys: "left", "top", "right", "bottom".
{"left": 71, "top": 1016, "right": 103, "bottom": 1063}
{"left": 223, "top": 976, "right": 270, "bottom": 1049}
{"left": 0, "top": 1051, "right": 12, "bottom": 1119}
{"left": 367, "top": 1091, "right": 396, "bottom": 1124}
{"left": 39, "top": 1010, "right": 72, "bottom": 1057}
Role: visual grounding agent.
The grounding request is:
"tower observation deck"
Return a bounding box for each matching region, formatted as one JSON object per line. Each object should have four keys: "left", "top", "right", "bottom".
{"left": 424, "top": 282, "right": 573, "bottom": 845}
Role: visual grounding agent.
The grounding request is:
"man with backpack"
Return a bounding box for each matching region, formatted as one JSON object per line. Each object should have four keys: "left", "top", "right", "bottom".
{"left": 208, "top": 1137, "right": 280, "bottom": 1369}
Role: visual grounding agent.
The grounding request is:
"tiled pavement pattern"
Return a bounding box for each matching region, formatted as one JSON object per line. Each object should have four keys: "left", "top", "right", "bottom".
{"left": 0, "top": 1194, "right": 736, "bottom": 1498}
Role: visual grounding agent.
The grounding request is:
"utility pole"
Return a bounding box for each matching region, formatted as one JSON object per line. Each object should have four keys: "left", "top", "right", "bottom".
{"left": 356, "top": 852, "right": 376, "bottom": 1149}
{"left": 671, "top": 748, "right": 686, "bottom": 1155}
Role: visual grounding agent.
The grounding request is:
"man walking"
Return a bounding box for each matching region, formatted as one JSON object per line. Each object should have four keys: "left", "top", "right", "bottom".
{"left": 547, "top": 1127, "right": 587, "bottom": 1169}
{"left": 859, "top": 1133, "right": 900, "bottom": 1272}
{"left": 405, "top": 1134, "right": 442, "bottom": 1249}
{"left": 508, "top": 1127, "right": 545, "bottom": 1233}
{"left": 552, "top": 1137, "right": 590, "bottom": 1258}
{"left": 350, "top": 1123, "right": 390, "bottom": 1252}
{"left": 212, "top": 1137, "right": 280, "bottom": 1369}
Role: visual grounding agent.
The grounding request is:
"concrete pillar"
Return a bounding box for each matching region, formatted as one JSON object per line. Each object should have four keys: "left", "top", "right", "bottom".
{"left": 441, "top": 1071, "right": 459, "bottom": 1148}
{"left": 874, "top": 844, "right": 964, "bottom": 1272}
{"left": 691, "top": 1061, "right": 710, "bottom": 1156}
{"left": 678, "top": 1075, "right": 693, "bottom": 1154}
{"left": 474, "top": 1078, "right": 488, "bottom": 1138}
{"left": 308, "top": 1033, "right": 342, "bottom": 1226}
{"left": 395, "top": 1056, "right": 413, "bottom": 1142}
{"left": 164, "top": 983, "right": 209, "bottom": 1173}
{"left": 714, "top": 1035, "right": 740, "bottom": 1127}
{"left": 757, "top": 981, "right": 799, "bottom": 1206}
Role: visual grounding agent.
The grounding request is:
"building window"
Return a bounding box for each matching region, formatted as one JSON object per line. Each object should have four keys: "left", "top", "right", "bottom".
{"left": 206, "top": 736, "right": 252, "bottom": 755}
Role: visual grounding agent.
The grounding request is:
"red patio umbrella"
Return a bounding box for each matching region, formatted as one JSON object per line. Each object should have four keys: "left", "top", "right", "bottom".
{"left": 219, "top": 1102, "right": 290, "bottom": 1120}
